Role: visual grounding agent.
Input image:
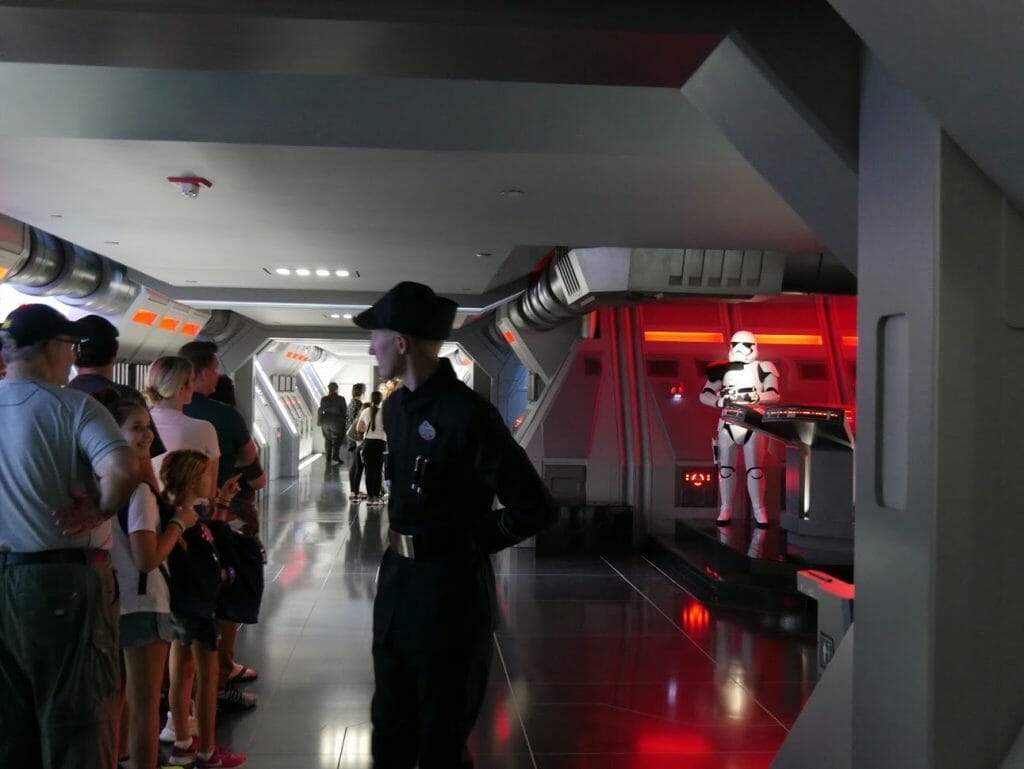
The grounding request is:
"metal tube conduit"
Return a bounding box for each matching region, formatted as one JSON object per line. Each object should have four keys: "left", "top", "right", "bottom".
{"left": 506, "top": 248, "right": 855, "bottom": 333}
{"left": 1, "top": 220, "right": 140, "bottom": 315}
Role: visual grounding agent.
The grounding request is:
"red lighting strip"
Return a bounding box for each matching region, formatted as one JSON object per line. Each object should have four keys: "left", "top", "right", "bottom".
{"left": 503, "top": 330, "right": 517, "bottom": 344}
{"left": 158, "top": 317, "right": 181, "bottom": 332}
{"left": 842, "top": 335, "right": 859, "bottom": 346}
{"left": 755, "top": 333, "right": 823, "bottom": 346}
{"left": 644, "top": 331, "right": 723, "bottom": 344}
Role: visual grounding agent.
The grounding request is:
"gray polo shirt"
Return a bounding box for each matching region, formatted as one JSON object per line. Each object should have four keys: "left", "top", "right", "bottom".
{"left": 0, "top": 378, "right": 128, "bottom": 552}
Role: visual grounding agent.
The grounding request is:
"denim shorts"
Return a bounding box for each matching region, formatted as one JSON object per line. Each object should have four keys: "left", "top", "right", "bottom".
{"left": 170, "top": 613, "right": 220, "bottom": 651}
{"left": 120, "top": 611, "right": 173, "bottom": 648}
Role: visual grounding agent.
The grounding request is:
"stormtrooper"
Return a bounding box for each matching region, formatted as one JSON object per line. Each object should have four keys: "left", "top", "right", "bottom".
{"left": 699, "top": 331, "right": 780, "bottom": 527}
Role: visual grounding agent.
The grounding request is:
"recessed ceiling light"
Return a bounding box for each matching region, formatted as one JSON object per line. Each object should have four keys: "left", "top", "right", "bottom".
{"left": 315, "top": 269, "right": 330, "bottom": 277}
{"left": 50, "top": 214, "right": 63, "bottom": 219}
{"left": 185, "top": 279, "right": 198, "bottom": 284}
{"left": 499, "top": 188, "right": 525, "bottom": 198}
{"left": 329, "top": 313, "right": 341, "bottom": 319}
{"left": 335, "top": 269, "right": 350, "bottom": 278}
{"left": 104, "top": 240, "right": 120, "bottom": 245}
{"left": 275, "top": 268, "right": 291, "bottom": 276}
{"left": 475, "top": 252, "right": 492, "bottom": 258}
{"left": 295, "top": 268, "right": 311, "bottom": 277}
{"left": 342, "top": 313, "right": 353, "bottom": 319}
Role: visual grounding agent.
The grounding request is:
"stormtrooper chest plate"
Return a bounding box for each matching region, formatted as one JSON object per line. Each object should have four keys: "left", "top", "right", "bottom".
{"left": 722, "top": 362, "right": 760, "bottom": 389}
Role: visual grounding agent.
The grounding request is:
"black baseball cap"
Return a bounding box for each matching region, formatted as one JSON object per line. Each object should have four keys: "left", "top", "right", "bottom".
{"left": 354, "top": 281, "right": 458, "bottom": 340}
{"left": 76, "top": 314, "right": 119, "bottom": 344}
{"left": 0, "top": 304, "right": 87, "bottom": 348}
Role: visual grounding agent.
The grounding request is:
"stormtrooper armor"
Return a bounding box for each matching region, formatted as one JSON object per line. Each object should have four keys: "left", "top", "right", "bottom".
{"left": 698, "top": 331, "right": 781, "bottom": 526}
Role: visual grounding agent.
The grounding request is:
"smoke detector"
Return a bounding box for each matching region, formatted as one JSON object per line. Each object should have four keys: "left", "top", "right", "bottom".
{"left": 167, "top": 176, "right": 213, "bottom": 198}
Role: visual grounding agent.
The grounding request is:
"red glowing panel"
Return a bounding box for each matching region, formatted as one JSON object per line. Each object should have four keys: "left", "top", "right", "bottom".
{"left": 158, "top": 317, "right": 181, "bottom": 332}
{"left": 132, "top": 309, "right": 158, "bottom": 326}
{"left": 503, "top": 330, "right": 517, "bottom": 344}
{"left": 684, "top": 471, "right": 713, "bottom": 489}
{"left": 644, "top": 330, "right": 724, "bottom": 344}
{"left": 842, "top": 335, "right": 859, "bottom": 346}
{"left": 181, "top": 322, "right": 202, "bottom": 336}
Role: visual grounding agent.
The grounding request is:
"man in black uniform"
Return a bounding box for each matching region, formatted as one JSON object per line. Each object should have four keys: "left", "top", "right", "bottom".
{"left": 317, "top": 381, "right": 347, "bottom": 464}
{"left": 355, "top": 281, "right": 557, "bottom": 769}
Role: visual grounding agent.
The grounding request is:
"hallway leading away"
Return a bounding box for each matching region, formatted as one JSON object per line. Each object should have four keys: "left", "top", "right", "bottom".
{"left": 216, "top": 459, "right": 817, "bottom": 768}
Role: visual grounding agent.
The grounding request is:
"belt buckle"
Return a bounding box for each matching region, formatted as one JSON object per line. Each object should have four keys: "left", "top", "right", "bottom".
{"left": 389, "top": 530, "right": 416, "bottom": 559}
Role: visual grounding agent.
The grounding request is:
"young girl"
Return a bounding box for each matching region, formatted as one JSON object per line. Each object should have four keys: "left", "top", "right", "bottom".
{"left": 160, "top": 450, "right": 247, "bottom": 769}
{"left": 99, "top": 394, "right": 199, "bottom": 769}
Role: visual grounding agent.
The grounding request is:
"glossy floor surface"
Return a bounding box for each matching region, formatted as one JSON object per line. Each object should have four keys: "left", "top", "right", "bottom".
{"left": 217, "top": 459, "right": 818, "bottom": 768}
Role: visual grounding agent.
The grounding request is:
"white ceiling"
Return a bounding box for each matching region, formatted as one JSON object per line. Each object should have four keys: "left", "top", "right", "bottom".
{"left": 2, "top": 1, "right": 1023, "bottom": 336}
{"left": 0, "top": 4, "right": 825, "bottom": 331}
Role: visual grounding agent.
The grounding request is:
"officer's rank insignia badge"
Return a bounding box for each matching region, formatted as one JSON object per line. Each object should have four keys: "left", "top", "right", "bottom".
{"left": 418, "top": 420, "right": 436, "bottom": 440}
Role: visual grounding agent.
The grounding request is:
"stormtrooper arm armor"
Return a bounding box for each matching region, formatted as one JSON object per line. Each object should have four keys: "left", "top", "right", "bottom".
{"left": 756, "top": 362, "right": 781, "bottom": 405}
{"left": 699, "top": 379, "right": 722, "bottom": 408}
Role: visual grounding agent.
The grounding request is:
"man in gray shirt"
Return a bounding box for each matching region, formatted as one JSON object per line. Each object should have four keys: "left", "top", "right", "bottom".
{"left": 0, "top": 303, "right": 136, "bottom": 769}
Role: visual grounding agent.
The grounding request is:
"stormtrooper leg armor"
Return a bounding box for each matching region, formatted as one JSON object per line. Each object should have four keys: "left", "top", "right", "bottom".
{"left": 743, "top": 432, "right": 769, "bottom": 527}
{"left": 715, "top": 423, "right": 769, "bottom": 527}
{"left": 715, "top": 422, "right": 739, "bottom": 525}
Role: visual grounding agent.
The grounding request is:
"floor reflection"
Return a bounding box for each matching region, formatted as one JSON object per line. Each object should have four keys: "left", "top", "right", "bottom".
{"left": 223, "top": 457, "right": 816, "bottom": 769}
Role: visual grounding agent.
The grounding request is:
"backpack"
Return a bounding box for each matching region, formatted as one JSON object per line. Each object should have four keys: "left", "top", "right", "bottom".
{"left": 206, "top": 520, "right": 266, "bottom": 624}
{"left": 116, "top": 489, "right": 223, "bottom": 620}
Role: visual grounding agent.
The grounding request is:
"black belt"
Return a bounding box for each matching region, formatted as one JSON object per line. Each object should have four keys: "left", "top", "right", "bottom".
{"left": 0, "top": 549, "right": 110, "bottom": 567}
{"left": 387, "top": 529, "right": 476, "bottom": 560}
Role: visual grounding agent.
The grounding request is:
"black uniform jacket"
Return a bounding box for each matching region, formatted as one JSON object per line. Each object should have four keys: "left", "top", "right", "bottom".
{"left": 318, "top": 393, "right": 347, "bottom": 430}
{"left": 375, "top": 359, "right": 557, "bottom": 651}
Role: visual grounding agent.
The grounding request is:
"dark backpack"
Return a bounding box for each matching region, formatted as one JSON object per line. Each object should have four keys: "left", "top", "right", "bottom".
{"left": 205, "top": 520, "right": 266, "bottom": 624}
{"left": 116, "top": 489, "right": 223, "bottom": 620}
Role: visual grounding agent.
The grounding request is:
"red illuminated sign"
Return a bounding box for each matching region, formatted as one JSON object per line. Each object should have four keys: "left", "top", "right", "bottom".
{"left": 683, "top": 471, "right": 713, "bottom": 489}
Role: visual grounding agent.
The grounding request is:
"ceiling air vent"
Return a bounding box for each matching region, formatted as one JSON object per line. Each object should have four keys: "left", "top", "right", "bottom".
{"left": 555, "top": 252, "right": 585, "bottom": 304}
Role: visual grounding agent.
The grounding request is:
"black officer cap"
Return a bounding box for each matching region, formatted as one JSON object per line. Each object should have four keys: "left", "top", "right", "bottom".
{"left": 1, "top": 304, "right": 87, "bottom": 348}
{"left": 354, "top": 281, "right": 457, "bottom": 341}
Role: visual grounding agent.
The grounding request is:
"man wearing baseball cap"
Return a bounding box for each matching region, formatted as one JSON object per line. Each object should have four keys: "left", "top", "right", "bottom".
{"left": 68, "top": 313, "right": 167, "bottom": 456}
{"left": 0, "top": 303, "right": 136, "bottom": 769}
{"left": 356, "top": 282, "right": 556, "bottom": 768}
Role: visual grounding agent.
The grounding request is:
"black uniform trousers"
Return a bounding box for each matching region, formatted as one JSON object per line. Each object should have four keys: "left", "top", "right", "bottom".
{"left": 371, "top": 547, "right": 498, "bottom": 769}
{"left": 322, "top": 426, "right": 344, "bottom": 463}
{"left": 371, "top": 638, "right": 492, "bottom": 769}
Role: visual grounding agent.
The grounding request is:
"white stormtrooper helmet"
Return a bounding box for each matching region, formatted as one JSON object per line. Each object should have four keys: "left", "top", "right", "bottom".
{"left": 728, "top": 330, "right": 758, "bottom": 363}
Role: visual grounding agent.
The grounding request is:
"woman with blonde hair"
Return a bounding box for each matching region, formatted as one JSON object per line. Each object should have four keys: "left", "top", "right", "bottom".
{"left": 145, "top": 358, "right": 244, "bottom": 768}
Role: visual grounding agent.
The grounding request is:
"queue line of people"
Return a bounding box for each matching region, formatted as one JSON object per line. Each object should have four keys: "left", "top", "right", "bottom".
{"left": 0, "top": 304, "right": 258, "bottom": 769}
{"left": 1, "top": 280, "right": 559, "bottom": 769}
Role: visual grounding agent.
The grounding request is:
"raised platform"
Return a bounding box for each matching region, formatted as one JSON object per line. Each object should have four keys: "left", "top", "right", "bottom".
{"left": 648, "top": 517, "right": 854, "bottom": 613}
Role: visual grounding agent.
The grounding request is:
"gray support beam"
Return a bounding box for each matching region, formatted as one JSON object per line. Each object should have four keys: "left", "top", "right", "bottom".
{"left": 683, "top": 21, "right": 860, "bottom": 271}
{"left": 855, "top": 54, "right": 1024, "bottom": 769}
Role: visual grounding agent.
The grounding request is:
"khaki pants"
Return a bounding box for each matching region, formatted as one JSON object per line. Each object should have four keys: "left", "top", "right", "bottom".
{"left": 0, "top": 558, "right": 120, "bottom": 769}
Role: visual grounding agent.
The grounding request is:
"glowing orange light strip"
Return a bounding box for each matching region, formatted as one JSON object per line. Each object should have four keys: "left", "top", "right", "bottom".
{"left": 643, "top": 331, "right": 724, "bottom": 344}
{"left": 0, "top": 266, "right": 9, "bottom": 280}
{"left": 842, "top": 336, "right": 859, "bottom": 346}
{"left": 181, "top": 322, "right": 202, "bottom": 336}
{"left": 132, "top": 309, "right": 158, "bottom": 326}
{"left": 503, "top": 330, "right": 517, "bottom": 344}
{"left": 754, "top": 333, "right": 823, "bottom": 346}
{"left": 158, "top": 317, "right": 181, "bottom": 332}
